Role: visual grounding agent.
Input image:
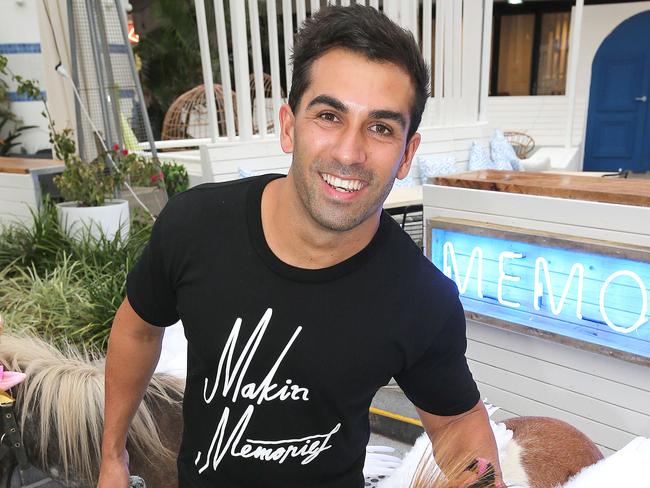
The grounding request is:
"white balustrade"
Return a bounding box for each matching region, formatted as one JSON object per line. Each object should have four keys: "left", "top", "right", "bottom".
{"left": 190, "top": 0, "right": 494, "bottom": 143}
{"left": 296, "top": 0, "right": 307, "bottom": 28}
{"left": 248, "top": 0, "right": 267, "bottom": 137}
{"left": 213, "top": 0, "right": 236, "bottom": 139}
{"left": 194, "top": 0, "right": 219, "bottom": 142}
{"left": 229, "top": 0, "right": 253, "bottom": 140}
{"left": 266, "top": 0, "right": 283, "bottom": 131}
{"left": 282, "top": 0, "right": 294, "bottom": 96}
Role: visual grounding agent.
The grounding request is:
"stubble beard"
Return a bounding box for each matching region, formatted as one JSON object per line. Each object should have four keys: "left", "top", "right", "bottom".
{"left": 290, "top": 155, "right": 395, "bottom": 232}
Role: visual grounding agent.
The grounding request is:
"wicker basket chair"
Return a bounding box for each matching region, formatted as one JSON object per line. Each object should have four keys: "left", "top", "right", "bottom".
{"left": 161, "top": 84, "right": 238, "bottom": 140}
{"left": 249, "top": 73, "right": 284, "bottom": 134}
{"left": 504, "top": 131, "right": 535, "bottom": 159}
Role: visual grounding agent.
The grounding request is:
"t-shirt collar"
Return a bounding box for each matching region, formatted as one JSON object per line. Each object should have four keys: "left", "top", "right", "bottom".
{"left": 246, "top": 174, "right": 391, "bottom": 283}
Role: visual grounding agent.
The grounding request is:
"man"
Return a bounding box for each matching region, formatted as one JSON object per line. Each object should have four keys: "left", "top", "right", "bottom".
{"left": 99, "top": 5, "right": 503, "bottom": 487}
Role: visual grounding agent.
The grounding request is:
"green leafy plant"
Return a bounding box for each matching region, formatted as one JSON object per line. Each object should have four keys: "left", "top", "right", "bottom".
{"left": 0, "top": 120, "right": 37, "bottom": 156}
{"left": 52, "top": 132, "right": 124, "bottom": 207}
{"left": 0, "top": 54, "right": 16, "bottom": 123}
{"left": 0, "top": 199, "right": 152, "bottom": 351}
{"left": 0, "top": 53, "right": 37, "bottom": 154}
{"left": 161, "top": 161, "right": 189, "bottom": 197}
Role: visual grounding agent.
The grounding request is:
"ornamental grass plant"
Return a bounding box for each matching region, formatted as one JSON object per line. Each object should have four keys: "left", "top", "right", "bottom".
{"left": 0, "top": 199, "right": 152, "bottom": 352}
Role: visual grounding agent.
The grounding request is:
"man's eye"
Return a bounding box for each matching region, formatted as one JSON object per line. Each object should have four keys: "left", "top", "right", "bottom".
{"left": 318, "top": 112, "right": 338, "bottom": 122}
{"left": 370, "top": 124, "right": 392, "bottom": 136}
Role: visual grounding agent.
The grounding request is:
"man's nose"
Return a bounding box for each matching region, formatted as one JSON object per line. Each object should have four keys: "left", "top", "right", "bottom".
{"left": 331, "top": 125, "right": 367, "bottom": 166}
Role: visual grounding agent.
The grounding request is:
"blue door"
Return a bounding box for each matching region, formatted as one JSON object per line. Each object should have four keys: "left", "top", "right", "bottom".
{"left": 584, "top": 11, "right": 650, "bottom": 173}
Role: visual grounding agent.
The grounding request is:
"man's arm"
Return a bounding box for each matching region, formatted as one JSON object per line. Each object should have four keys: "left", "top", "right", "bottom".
{"left": 98, "top": 297, "right": 165, "bottom": 488}
{"left": 416, "top": 400, "right": 504, "bottom": 487}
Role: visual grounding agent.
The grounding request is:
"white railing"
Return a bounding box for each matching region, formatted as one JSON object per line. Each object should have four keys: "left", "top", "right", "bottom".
{"left": 192, "top": 0, "right": 494, "bottom": 143}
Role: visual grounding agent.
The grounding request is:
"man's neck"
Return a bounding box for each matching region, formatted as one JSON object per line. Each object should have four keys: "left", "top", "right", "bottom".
{"left": 260, "top": 176, "right": 381, "bottom": 269}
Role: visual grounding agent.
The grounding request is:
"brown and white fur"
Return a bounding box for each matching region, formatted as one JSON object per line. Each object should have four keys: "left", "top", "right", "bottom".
{"left": 501, "top": 417, "right": 603, "bottom": 488}
{"left": 0, "top": 333, "right": 184, "bottom": 487}
{"left": 379, "top": 415, "right": 603, "bottom": 488}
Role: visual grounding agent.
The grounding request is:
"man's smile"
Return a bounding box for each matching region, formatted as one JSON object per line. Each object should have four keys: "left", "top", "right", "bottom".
{"left": 320, "top": 172, "right": 368, "bottom": 193}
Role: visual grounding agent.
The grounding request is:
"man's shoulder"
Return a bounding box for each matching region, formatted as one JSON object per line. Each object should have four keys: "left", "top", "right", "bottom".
{"left": 380, "top": 216, "right": 459, "bottom": 302}
{"left": 169, "top": 176, "right": 260, "bottom": 205}
{"left": 160, "top": 175, "right": 271, "bottom": 219}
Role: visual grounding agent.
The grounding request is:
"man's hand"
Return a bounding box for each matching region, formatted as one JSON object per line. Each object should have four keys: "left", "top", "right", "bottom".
{"left": 100, "top": 298, "right": 164, "bottom": 488}
{"left": 97, "top": 449, "right": 130, "bottom": 488}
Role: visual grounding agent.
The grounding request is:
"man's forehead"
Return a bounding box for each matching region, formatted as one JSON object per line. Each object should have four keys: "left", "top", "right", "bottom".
{"left": 303, "top": 49, "right": 414, "bottom": 116}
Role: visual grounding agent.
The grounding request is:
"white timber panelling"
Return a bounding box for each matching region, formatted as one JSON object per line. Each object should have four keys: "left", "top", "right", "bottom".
{"left": 468, "top": 319, "right": 648, "bottom": 456}
{"left": 0, "top": 173, "right": 38, "bottom": 228}
{"left": 423, "top": 185, "right": 650, "bottom": 248}
{"left": 487, "top": 96, "right": 588, "bottom": 147}
{"left": 424, "top": 184, "right": 650, "bottom": 455}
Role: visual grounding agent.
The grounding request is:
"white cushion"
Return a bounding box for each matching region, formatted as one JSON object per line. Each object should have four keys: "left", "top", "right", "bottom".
{"left": 520, "top": 154, "right": 551, "bottom": 172}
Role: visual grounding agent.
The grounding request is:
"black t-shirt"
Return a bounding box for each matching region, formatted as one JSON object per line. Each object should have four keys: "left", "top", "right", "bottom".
{"left": 127, "top": 174, "right": 479, "bottom": 487}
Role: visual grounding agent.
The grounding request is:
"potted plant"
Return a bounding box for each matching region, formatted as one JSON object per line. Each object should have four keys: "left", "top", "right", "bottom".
{"left": 3, "top": 55, "right": 169, "bottom": 240}
{"left": 52, "top": 129, "right": 130, "bottom": 241}
{"left": 53, "top": 129, "right": 164, "bottom": 241}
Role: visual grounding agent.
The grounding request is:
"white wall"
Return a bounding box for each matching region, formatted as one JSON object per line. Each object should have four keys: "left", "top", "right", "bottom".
{"left": 0, "top": 0, "right": 51, "bottom": 153}
{"left": 487, "top": 95, "right": 587, "bottom": 147}
{"left": 487, "top": 2, "right": 650, "bottom": 150}
{"left": 576, "top": 1, "right": 650, "bottom": 106}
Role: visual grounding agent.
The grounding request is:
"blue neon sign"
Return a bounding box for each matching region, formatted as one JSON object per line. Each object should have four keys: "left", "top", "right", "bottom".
{"left": 429, "top": 224, "right": 650, "bottom": 359}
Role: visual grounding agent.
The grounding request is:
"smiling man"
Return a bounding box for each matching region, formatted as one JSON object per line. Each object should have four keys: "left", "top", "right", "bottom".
{"left": 99, "top": 5, "right": 502, "bottom": 488}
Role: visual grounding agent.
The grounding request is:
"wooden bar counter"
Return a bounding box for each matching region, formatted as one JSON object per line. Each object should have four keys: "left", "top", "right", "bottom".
{"left": 432, "top": 169, "right": 650, "bottom": 207}
{"left": 423, "top": 169, "right": 650, "bottom": 456}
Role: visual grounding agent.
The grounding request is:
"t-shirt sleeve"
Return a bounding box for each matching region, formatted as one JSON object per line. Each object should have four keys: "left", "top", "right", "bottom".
{"left": 126, "top": 202, "right": 180, "bottom": 327}
{"left": 394, "top": 297, "right": 479, "bottom": 416}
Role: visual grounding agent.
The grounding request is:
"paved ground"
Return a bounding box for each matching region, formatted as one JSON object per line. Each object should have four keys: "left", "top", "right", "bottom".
{"left": 368, "top": 384, "right": 421, "bottom": 458}
{"left": 368, "top": 431, "right": 412, "bottom": 459}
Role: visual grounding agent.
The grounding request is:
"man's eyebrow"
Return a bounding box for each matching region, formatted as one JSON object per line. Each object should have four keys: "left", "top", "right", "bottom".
{"left": 306, "top": 95, "right": 406, "bottom": 129}
{"left": 306, "top": 95, "right": 347, "bottom": 112}
{"left": 369, "top": 110, "right": 406, "bottom": 129}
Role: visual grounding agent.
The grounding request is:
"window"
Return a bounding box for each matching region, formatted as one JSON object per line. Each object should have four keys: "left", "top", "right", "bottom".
{"left": 490, "top": 4, "right": 571, "bottom": 96}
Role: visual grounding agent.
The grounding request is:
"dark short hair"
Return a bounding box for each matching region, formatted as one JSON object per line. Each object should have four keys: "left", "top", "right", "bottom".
{"left": 289, "top": 5, "right": 430, "bottom": 141}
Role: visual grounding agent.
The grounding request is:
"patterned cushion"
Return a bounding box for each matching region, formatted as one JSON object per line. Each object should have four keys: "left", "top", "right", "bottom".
{"left": 417, "top": 154, "right": 458, "bottom": 183}
{"left": 468, "top": 141, "right": 512, "bottom": 171}
{"left": 491, "top": 130, "right": 522, "bottom": 171}
{"left": 392, "top": 172, "right": 417, "bottom": 188}
{"left": 238, "top": 167, "right": 259, "bottom": 178}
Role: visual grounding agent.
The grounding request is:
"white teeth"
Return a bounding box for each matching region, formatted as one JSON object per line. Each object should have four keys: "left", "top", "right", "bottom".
{"left": 322, "top": 173, "right": 364, "bottom": 192}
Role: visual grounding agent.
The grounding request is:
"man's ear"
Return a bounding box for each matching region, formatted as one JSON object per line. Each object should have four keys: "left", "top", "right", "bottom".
{"left": 278, "top": 103, "right": 295, "bottom": 154}
{"left": 396, "top": 132, "right": 421, "bottom": 179}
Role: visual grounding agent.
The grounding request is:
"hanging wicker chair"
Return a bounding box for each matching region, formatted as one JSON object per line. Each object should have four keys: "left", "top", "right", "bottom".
{"left": 161, "top": 84, "right": 238, "bottom": 140}
{"left": 504, "top": 131, "right": 536, "bottom": 159}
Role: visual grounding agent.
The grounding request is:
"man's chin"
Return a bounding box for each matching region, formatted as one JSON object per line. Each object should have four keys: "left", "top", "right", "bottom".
{"left": 308, "top": 206, "right": 377, "bottom": 233}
